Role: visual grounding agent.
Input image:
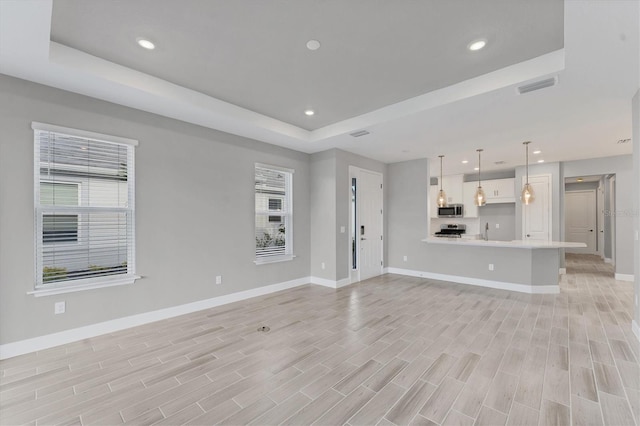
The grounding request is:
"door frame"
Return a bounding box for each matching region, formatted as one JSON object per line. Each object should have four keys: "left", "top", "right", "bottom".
{"left": 564, "top": 189, "right": 598, "bottom": 254}
{"left": 521, "top": 173, "right": 553, "bottom": 240}
{"left": 349, "top": 166, "right": 384, "bottom": 283}
{"left": 597, "top": 180, "right": 605, "bottom": 258}
{"left": 609, "top": 175, "right": 616, "bottom": 266}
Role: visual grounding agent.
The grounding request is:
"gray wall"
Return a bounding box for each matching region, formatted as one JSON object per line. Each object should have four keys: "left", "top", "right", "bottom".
{"left": 478, "top": 203, "right": 516, "bottom": 241}
{"left": 633, "top": 89, "right": 639, "bottom": 327}
{"left": 563, "top": 155, "right": 634, "bottom": 276}
{"left": 0, "top": 76, "right": 312, "bottom": 344}
{"left": 309, "top": 150, "right": 337, "bottom": 280}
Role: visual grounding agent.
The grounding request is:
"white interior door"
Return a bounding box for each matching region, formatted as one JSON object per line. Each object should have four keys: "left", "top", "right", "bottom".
{"left": 522, "top": 174, "right": 552, "bottom": 241}
{"left": 353, "top": 168, "right": 383, "bottom": 281}
{"left": 565, "top": 190, "right": 597, "bottom": 254}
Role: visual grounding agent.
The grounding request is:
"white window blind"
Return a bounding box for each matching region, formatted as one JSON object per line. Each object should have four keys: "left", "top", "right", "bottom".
{"left": 33, "top": 123, "right": 137, "bottom": 288}
{"left": 255, "top": 164, "right": 293, "bottom": 262}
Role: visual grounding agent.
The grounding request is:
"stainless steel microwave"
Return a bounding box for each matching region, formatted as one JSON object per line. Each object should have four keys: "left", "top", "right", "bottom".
{"left": 437, "top": 204, "right": 464, "bottom": 218}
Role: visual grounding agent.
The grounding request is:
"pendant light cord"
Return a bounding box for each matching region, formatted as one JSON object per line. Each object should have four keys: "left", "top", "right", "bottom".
{"left": 524, "top": 141, "right": 530, "bottom": 185}
{"left": 439, "top": 155, "right": 444, "bottom": 190}
{"left": 477, "top": 149, "right": 483, "bottom": 186}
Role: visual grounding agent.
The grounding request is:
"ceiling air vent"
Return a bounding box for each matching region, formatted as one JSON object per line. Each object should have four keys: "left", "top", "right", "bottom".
{"left": 350, "top": 130, "right": 370, "bottom": 138}
{"left": 494, "top": 161, "right": 506, "bottom": 165}
{"left": 517, "top": 77, "right": 557, "bottom": 95}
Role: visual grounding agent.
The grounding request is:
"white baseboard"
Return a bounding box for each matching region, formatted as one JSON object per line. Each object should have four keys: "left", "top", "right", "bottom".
{"left": 559, "top": 268, "right": 566, "bottom": 275}
{"left": 615, "top": 273, "right": 634, "bottom": 282}
{"left": 0, "top": 276, "right": 311, "bottom": 360}
{"left": 632, "top": 321, "right": 640, "bottom": 343}
{"left": 309, "top": 276, "right": 353, "bottom": 289}
{"left": 604, "top": 258, "right": 613, "bottom": 264}
{"left": 385, "top": 267, "right": 559, "bottom": 294}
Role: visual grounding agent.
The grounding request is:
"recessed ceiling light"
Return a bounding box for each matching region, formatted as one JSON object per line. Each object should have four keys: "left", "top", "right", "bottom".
{"left": 306, "top": 40, "right": 321, "bottom": 51}
{"left": 537, "top": 159, "right": 545, "bottom": 163}
{"left": 577, "top": 178, "right": 584, "bottom": 182}
{"left": 304, "top": 109, "right": 315, "bottom": 116}
{"left": 136, "top": 38, "right": 155, "bottom": 50}
{"left": 533, "top": 150, "right": 542, "bottom": 154}
{"left": 467, "top": 39, "right": 486, "bottom": 51}
{"left": 462, "top": 160, "right": 469, "bottom": 164}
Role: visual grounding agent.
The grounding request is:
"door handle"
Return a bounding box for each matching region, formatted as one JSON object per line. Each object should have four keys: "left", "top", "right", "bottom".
{"left": 361, "top": 237, "right": 367, "bottom": 240}
{"left": 590, "top": 229, "right": 594, "bottom": 232}
{"left": 526, "top": 234, "right": 530, "bottom": 237}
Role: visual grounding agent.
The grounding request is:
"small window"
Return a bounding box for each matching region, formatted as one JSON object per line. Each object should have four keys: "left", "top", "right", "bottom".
{"left": 33, "top": 122, "right": 137, "bottom": 289}
{"left": 255, "top": 164, "right": 293, "bottom": 263}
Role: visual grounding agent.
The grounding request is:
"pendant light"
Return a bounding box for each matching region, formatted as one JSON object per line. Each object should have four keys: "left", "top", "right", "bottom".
{"left": 474, "top": 149, "right": 486, "bottom": 206}
{"left": 521, "top": 141, "right": 535, "bottom": 204}
{"left": 437, "top": 155, "right": 447, "bottom": 207}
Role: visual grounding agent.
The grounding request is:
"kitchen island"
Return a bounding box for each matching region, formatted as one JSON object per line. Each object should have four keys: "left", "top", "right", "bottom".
{"left": 424, "top": 237, "right": 586, "bottom": 250}
{"left": 399, "top": 238, "right": 588, "bottom": 294}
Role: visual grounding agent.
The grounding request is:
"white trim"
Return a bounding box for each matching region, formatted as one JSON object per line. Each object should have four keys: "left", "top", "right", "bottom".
{"left": 28, "top": 275, "right": 140, "bottom": 297}
{"left": 309, "top": 276, "right": 353, "bottom": 289}
{"left": 253, "top": 254, "right": 296, "bottom": 265}
{"left": 254, "top": 162, "right": 295, "bottom": 174}
{"left": 31, "top": 122, "right": 138, "bottom": 146}
{"left": 385, "top": 267, "right": 560, "bottom": 294}
{"left": 336, "top": 278, "right": 352, "bottom": 288}
{"left": 1, "top": 276, "right": 310, "bottom": 360}
{"left": 604, "top": 258, "right": 613, "bottom": 264}
{"left": 559, "top": 268, "right": 566, "bottom": 275}
{"left": 614, "top": 273, "right": 634, "bottom": 282}
{"left": 632, "top": 320, "right": 640, "bottom": 343}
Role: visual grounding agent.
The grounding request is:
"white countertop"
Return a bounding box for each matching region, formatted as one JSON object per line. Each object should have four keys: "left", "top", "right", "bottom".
{"left": 422, "top": 237, "right": 587, "bottom": 249}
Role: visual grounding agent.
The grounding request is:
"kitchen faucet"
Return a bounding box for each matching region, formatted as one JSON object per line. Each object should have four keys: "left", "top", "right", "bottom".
{"left": 484, "top": 222, "right": 489, "bottom": 241}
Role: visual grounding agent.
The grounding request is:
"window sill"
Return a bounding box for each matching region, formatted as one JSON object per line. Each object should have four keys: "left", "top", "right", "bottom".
{"left": 254, "top": 255, "right": 296, "bottom": 265}
{"left": 28, "top": 275, "right": 141, "bottom": 297}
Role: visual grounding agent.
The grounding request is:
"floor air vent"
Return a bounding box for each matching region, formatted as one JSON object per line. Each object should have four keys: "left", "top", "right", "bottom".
{"left": 517, "top": 77, "right": 557, "bottom": 95}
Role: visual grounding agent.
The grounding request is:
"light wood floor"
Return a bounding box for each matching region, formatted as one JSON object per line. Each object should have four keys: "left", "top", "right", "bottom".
{"left": 1, "top": 254, "right": 638, "bottom": 426}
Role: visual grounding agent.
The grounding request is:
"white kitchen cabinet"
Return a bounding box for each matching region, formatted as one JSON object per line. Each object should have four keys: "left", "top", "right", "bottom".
{"left": 441, "top": 174, "right": 464, "bottom": 204}
{"left": 462, "top": 181, "right": 479, "bottom": 217}
{"left": 483, "top": 178, "right": 516, "bottom": 203}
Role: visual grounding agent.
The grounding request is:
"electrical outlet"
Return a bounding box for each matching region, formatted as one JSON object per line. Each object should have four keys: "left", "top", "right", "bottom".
{"left": 321, "top": 262, "right": 325, "bottom": 270}
{"left": 54, "top": 301, "right": 65, "bottom": 315}
{"left": 403, "top": 255, "right": 408, "bottom": 262}
{"left": 488, "top": 264, "right": 494, "bottom": 271}
{"left": 340, "top": 226, "right": 346, "bottom": 233}
{"left": 215, "top": 275, "right": 222, "bottom": 285}
{"left": 495, "top": 223, "right": 500, "bottom": 229}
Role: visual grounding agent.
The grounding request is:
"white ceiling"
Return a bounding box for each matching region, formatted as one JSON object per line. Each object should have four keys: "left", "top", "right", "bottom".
{"left": 0, "top": 0, "right": 638, "bottom": 176}
{"left": 50, "top": 0, "right": 564, "bottom": 131}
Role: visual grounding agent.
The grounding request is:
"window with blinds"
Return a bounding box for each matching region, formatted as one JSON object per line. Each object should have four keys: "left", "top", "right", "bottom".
{"left": 33, "top": 122, "right": 137, "bottom": 289}
{"left": 255, "top": 164, "right": 293, "bottom": 263}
